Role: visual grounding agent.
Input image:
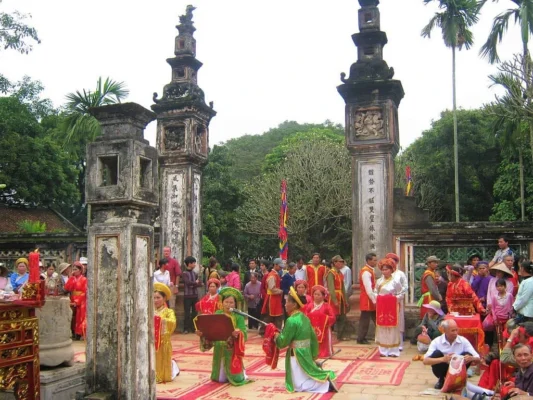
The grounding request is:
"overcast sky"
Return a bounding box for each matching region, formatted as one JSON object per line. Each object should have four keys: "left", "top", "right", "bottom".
{"left": 1, "top": 0, "right": 523, "bottom": 149}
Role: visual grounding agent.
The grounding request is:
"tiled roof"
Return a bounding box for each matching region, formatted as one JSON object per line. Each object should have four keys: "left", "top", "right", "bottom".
{"left": 0, "top": 205, "right": 80, "bottom": 234}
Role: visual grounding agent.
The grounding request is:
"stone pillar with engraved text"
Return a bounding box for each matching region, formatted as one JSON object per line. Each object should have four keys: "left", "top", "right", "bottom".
{"left": 152, "top": 5, "right": 216, "bottom": 268}
{"left": 83, "top": 103, "right": 159, "bottom": 399}
{"left": 337, "top": 0, "right": 404, "bottom": 279}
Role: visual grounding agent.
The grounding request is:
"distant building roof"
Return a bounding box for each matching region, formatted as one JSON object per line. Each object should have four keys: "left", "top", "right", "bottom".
{"left": 0, "top": 205, "right": 81, "bottom": 234}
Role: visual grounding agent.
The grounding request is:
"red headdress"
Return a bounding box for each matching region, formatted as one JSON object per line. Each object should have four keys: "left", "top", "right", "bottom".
{"left": 207, "top": 278, "right": 221, "bottom": 288}
{"left": 311, "top": 285, "right": 329, "bottom": 299}
{"left": 294, "top": 280, "right": 308, "bottom": 289}
{"left": 446, "top": 265, "right": 462, "bottom": 278}
{"left": 378, "top": 258, "right": 396, "bottom": 272}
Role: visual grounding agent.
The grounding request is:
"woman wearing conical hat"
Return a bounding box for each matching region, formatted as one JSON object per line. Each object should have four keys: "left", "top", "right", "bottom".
{"left": 153, "top": 282, "right": 180, "bottom": 383}
{"left": 195, "top": 287, "right": 251, "bottom": 386}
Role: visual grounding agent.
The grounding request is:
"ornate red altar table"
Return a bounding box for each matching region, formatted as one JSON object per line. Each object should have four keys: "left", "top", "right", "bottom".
{"left": 0, "top": 281, "right": 45, "bottom": 399}
{"left": 444, "top": 313, "right": 485, "bottom": 352}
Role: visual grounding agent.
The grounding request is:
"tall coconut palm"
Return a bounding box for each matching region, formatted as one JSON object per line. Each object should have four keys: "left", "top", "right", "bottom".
{"left": 480, "top": 0, "right": 533, "bottom": 168}
{"left": 421, "top": 0, "right": 482, "bottom": 222}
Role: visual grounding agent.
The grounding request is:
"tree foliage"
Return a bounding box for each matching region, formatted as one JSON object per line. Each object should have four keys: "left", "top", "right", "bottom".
{"left": 396, "top": 109, "right": 500, "bottom": 221}
{"left": 237, "top": 135, "right": 351, "bottom": 258}
{"left": 0, "top": 2, "right": 40, "bottom": 54}
{"left": 201, "top": 145, "right": 246, "bottom": 263}
{"left": 224, "top": 120, "right": 343, "bottom": 181}
{"left": 0, "top": 97, "right": 79, "bottom": 208}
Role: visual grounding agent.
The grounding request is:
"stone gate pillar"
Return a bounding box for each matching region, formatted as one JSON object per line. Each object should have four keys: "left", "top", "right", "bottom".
{"left": 152, "top": 5, "right": 216, "bottom": 267}
{"left": 337, "top": 0, "right": 404, "bottom": 277}
{"left": 84, "top": 103, "right": 159, "bottom": 399}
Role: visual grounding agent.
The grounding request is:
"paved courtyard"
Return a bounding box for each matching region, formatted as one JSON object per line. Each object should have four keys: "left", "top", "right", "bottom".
{"left": 73, "top": 333, "right": 460, "bottom": 399}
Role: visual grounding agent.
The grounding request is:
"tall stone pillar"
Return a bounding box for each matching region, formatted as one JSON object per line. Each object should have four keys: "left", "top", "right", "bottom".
{"left": 84, "top": 103, "right": 159, "bottom": 399}
{"left": 337, "top": 0, "right": 404, "bottom": 276}
{"left": 152, "top": 5, "right": 216, "bottom": 264}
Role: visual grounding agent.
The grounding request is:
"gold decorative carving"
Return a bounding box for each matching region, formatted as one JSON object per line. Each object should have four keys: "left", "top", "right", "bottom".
{"left": 0, "top": 332, "right": 17, "bottom": 345}
{"left": 14, "top": 380, "right": 29, "bottom": 399}
{"left": 0, "top": 365, "right": 28, "bottom": 389}
{"left": 354, "top": 108, "right": 385, "bottom": 139}
{"left": 0, "top": 346, "right": 30, "bottom": 360}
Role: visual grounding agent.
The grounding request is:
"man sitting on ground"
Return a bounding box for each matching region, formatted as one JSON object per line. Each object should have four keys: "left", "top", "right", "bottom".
{"left": 423, "top": 319, "right": 480, "bottom": 389}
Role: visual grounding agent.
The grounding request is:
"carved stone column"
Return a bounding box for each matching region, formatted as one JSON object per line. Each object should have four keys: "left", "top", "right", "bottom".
{"left": 152, "top": 5, "right": 216, "bottom": 270}
{"left": 84, "top": 103, "right": 159, "bottom": 399}
{"left": 337, "top": 0, "right": 404, "bottom": 279}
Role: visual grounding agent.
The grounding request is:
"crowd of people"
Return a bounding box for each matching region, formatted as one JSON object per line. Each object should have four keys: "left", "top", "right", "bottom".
{"left": 406, "top": 235, "right": 533, "bottom": 398}
{"left": 4, "top": 233, "right": 533, "bottom": 396}
{"left": 0, "top": 256, "right": 88, "bottom": 340}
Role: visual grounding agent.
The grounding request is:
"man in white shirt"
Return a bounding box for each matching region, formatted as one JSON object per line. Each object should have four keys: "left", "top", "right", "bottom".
{"left": 294, "top": 255, "right": 307, "bottom": 281}
{"left": 340, "top": 263, "right": 352, "bottom": 297}
{"left": 489, "top": 235, "right": 514, "bottom": 268}
{"left": 423, "top": 320, "right": 480, "bottom": 389}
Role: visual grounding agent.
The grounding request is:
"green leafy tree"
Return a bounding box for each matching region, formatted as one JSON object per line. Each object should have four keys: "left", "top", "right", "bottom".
{"left": 201, "top": 145, "right": 246, "bottom": 262}
{"left": 0, "top": 1, "right": 41, "bottom": 93}
{"left": 0, "top": 97, "right": 79, "bottom": 208}
{"left": 488, "top": 54, "right": 533, "bottom": 220}
{"left": 224, "top": 121, "right": 343, "bottom": 182}
{"left": 397, "top": 109, "right": 500, "bottom": 221}
{"left": 237, "top": 135, "right": 352, "bottom": 257}
{"left": 480, "top": 0, "right": 533, "bottom": 169}
{"left": 422, "top": 0, "right": 483, "bottom": 221}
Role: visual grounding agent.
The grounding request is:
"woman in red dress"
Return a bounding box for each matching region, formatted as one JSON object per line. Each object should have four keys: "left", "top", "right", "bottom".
{"left": 196, "top": 278, "right": 221, "bottom": 315}
{"left": 294, "top": 280, "right": 312, "bottom": 306}
{"left": 64, "top": 261, "right": 87, "bottom": 339}
{"left": 304, "top": 285, "right": 336, "bottom": 358}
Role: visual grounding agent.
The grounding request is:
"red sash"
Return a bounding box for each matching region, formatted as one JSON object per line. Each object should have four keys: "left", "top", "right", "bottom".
{"left": 154, "top": 315, "right": 162, "bottom": 351}
{"left": 230, "top": 330, "right": 245, "bottom": 375}
{"left": 308, "top": 312, "right": 329, "bottom": 343}
{"left": 262, "top": 323, "right": 280, "bottom": 369}
{"left": 376, "top": 294, "right": 398, "bottom": 327}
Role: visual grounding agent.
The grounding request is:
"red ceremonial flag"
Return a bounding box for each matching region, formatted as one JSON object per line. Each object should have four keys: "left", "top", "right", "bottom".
{"left": 278, "top": 180, "right": 288, "bottom": 260}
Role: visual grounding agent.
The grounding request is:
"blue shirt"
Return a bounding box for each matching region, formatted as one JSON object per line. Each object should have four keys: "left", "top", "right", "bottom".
{"left": 281, "top": 273, "right": 296, "bottom": 296}
{"left": 514, "top": 276, "right": 533, "bottom": 317}
{"left": 10, "top": 273, "right": 28, "bottom": 292}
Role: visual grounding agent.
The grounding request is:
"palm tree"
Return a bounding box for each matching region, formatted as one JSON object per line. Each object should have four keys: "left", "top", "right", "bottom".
{"left": 63, "top": 77, "right": 129, "bottom": 151}
{"left": 55, "top": 77, "right": 129, "bottom": 227}
{"left": 488, "top": 53, "right": 533, "bottom": 220}
{"left": 421, "top": 0, "right": 482, "bottom": 222}
{"left": 480, "top": 0, "right": 533, "bottom": 168}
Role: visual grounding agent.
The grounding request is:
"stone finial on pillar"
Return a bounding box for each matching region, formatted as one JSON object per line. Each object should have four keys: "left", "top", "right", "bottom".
{"left": 84, "top": 102, "right": 158, "bottom": 399}
{"left": 337, "top": 1, "right": 404, "bottom": 275}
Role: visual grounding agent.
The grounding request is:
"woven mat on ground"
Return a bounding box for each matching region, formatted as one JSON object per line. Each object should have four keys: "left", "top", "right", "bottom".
{"left": 336, "top": 359, "right": 410, "bottom": 385}
{"left": 156, "top": 376, "right": 340, "bottom": 400}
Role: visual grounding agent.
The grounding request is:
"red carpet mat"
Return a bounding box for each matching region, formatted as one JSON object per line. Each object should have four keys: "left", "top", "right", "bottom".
{"left": 336, "top": 359, "right": 410, "bottom": 386}
{"left": 157, "top": 377, "right": 340, "bottom": 400}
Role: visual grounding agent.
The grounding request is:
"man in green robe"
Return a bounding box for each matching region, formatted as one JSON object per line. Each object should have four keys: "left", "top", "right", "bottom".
{"left": 274, "top": 286, "right": 337, "bottom": 393}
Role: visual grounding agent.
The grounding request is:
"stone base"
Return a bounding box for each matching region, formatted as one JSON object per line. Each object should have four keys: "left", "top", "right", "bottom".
{"left": 40, "top": 339, "right": 75, "bottom": 367}
{"left": 40, "top": 363, "right": 85, "bottom": 400}
{"left": 83, "top": 393, "right": 113, "bottom": 400}
{"left": 0, "top": 391, "right": 16, "bottom": 400}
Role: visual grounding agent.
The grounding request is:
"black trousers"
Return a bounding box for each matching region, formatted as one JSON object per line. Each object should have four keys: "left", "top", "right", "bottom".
{"left": 248, "top": 306, "right": 261, "bottom": 329}
{"left": 357, "top": 310, "right": 376, "bottom": 341}
{"left": 183, "top": 296, "right": 198, "bottom": 332}
{"left": 428, "top": 350, "right": 472, "bottom": 380}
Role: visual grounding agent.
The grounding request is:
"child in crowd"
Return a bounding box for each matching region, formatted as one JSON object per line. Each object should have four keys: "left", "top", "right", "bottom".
{"left": 483, "top": 278, "right": 514, "bottom": 335}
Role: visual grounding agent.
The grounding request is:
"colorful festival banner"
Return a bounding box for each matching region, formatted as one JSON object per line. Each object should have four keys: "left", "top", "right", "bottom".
{"left": 278, "top": 180, "right": 288, "bottom": 260}
{"left": 405, "top": 166, "right": 413, "bottom": 196}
